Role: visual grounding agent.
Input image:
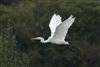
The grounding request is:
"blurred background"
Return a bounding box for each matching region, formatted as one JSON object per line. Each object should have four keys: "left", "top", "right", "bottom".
{"left": 0, "top": 0, "right": 100, "bottom": 67}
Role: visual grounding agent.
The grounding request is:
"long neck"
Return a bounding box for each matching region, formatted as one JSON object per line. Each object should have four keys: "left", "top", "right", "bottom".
{"left": 39, "top": 37, "right": 48, "bottom": 43}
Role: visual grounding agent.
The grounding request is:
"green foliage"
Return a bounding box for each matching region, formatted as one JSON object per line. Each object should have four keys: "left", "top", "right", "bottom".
{"left": 0, "top": 36, "right": 30, "bottom": 67}
{"left": 0, "top": 0, "right": 100, "bottom": 67}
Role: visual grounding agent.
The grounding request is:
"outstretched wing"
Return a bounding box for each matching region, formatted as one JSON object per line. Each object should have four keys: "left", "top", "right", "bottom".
{"left": 49, "top": 14, "right": 62, "bottom": 38}
{"left": 51, "top": 15, "right": 75, "bottom": 41}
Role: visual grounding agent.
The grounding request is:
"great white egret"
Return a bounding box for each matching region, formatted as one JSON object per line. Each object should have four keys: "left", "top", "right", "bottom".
{"left": 31, "top": 14, "right": 75, "bottom": 45}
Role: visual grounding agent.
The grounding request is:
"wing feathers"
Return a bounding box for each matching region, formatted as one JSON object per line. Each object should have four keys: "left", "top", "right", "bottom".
{"left": 63, "top": 15, "right": 75, "bottom": 28}
{"left": 49, "top": 14, "right": 62, "bottom": 38}
{"left": 50, "top": 15, "right": 75, "bottom": 41}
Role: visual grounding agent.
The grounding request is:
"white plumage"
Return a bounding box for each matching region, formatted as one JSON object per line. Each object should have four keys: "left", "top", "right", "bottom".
{"left": 31, "top": 13, "right": 75, "bottom": 45}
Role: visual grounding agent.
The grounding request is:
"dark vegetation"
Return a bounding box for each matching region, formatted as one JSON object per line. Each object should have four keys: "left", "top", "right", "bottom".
{"left": 0, "top": 0, "right": 100, "bottom": 67}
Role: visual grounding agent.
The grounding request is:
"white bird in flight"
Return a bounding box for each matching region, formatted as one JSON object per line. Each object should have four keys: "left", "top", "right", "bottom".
{"left": 31, "top": 13, "right": 75, "bottom": 45}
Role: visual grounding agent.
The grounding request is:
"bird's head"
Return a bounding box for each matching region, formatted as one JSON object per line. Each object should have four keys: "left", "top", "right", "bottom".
{"left": 31, "top": 37, "right": 44, "bottom": 41}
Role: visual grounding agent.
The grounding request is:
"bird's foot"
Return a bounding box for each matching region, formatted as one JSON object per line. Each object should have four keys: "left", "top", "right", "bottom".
{"left": 65, "top": 41, "right": 69, "bottom": 45}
